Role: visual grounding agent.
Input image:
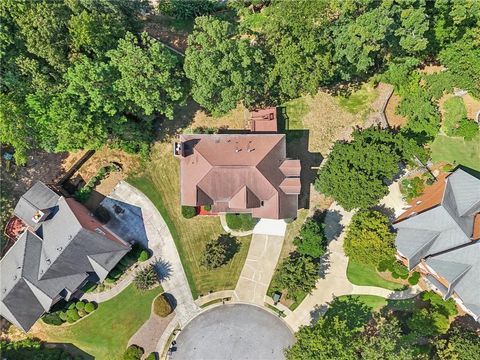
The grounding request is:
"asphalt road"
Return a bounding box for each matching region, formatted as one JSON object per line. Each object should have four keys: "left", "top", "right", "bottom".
{"left": 171, "top": 304, "right": 295, "bottom": 360}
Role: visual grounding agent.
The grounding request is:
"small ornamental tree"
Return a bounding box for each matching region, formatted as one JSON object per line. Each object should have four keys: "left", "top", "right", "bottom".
{"left": 181, "top": 206, "right": 197, "bottom": 219}
{"left": 201, "top": 234, "right": 240, "bottom": 270}
{"left": 271, "top": 254, "right": 319, "bottom": 302}
{"left": 293, "top": 217, "right": 328, "bottom": 259}
{"left": 343, "top": 210, "right": 396, "bottom": 267}
{"left": 133, "top": 265, "right": 158, "bottom": 291}
{"left": 153, "top": 294, "right": 173, "bottom": 317}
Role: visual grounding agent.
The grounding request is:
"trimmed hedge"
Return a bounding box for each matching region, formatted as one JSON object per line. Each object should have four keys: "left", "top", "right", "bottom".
{"left": 138, "top": 250, "right": 150, "bottom": 262}
{"left": 123, "top": 345, "right": 144, "bottom": 360}
{"left": 146, "top": 353, "right": 156, "bottom": 360}
{"left": 75, "top": 301, "right": 85, "bottom": 310}
{"left": 85, "top": 302, "right": 96, "bottom": 313}
{"left": 408, "top": 272, "right": 421, "bottom": 285}
{"left": 153, "top": 294, "right": 173, "bottom": 317}
{"left": 181, "top": 205, "right": 197, "bottom": 219}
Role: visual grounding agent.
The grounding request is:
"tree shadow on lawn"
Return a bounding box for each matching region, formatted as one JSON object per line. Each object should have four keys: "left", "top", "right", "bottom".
{"left": 217, "top": 234, "right": 241, "bottom": 264}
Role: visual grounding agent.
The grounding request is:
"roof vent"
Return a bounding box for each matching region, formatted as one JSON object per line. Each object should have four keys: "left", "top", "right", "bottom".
{"left": 46, "top": 259, "right": 51, "bottom": 265}
{"left": 32, "top": 209, "right": 47, "bottom": 224}
{"left": 68, "top": 235, "right": 73, "bottom": 240}
{"left": 416, "top": 200, "right": 422, "bottom": 205}
{"left": 57, "top": 247, "right": 63, "bottom": 251}
{"left": 2, "top": 288, "right": 6, "bottom": 294}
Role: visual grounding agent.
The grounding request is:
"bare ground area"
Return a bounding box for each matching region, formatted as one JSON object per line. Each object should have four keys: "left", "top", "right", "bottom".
{"left": 1, "top": 150, "right": 68, "bottom": 203}
{"left": 143, "top": 14, "right": 191, "bottom": 53}
{"left": 463, "top": 93, "right": 480, "bottom": 120}
{"left": 385, "top": 93, "right": 408, "bottom": 128}
{"left": 419, "top": 64, "right": 446, "bottom": 74}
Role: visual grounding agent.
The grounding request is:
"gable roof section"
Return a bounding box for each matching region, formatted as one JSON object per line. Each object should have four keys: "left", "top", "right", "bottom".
{"left": 279, "top": 159, "right": 301, "bottom": 177}
{"left": 229, "top": 186, "right": 261, "bottom": 209}
{"left": 426, "top": 242, "right": 480, "bottom": 316}
{"left": 14, "top": 182, "right": 60, "bottom": 228}
{"left": 446, "top": 168, "right": 480, "bottom": 217}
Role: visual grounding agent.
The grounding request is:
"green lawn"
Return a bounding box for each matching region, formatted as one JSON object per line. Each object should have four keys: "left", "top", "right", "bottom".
{"left": 337, "top": 83, "right": 378, "bottom": 114}
{"left": 225, "top": 213, "right": 257, "bottom": 231}
{"left": 39, "top": 284, "right": 162, "bottom": 360}
{"left": 431, "top": 133, "right": 480, "bottom": 171}
{"left": 347, "top": 259, "right": 405, "bottom": 291}
{"left": 129, "top": 166, "right": 251, "bottom": 298}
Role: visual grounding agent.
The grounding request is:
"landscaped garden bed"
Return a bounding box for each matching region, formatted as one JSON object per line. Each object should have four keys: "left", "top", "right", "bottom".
{"left": 74, "top": 163, "right": 122, "bottom": 203}
{"left": 41, "top": 300, "right": 97, "bottom": 326}
{"left": 225, "top": 213, "right": 258, "bottom": 231}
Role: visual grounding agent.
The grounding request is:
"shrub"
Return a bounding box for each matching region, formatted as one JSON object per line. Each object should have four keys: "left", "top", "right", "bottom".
{"left": 443, "top": 96, "right": 467, "bottom": 136}
{"left": 41, "top": 312, "right": 63, "bottom": 326}
{"left": 377, "top": 259, "right": 391, "bottom": 272}
{"left": 134, "top": 265, "right": 158, "bottom": 291}
{"left": 146, "top": 353, "right": 156, "bottom": 360}
{"left": 123, "top": 345, "right": 144, "bottom": 360}
{"left": 452, "top": 118, "right": 479, "bottom": 140}
{"left": 153, "top": 294, "right": 173, "bottom": 317}
{"left": 181, "top": 206, "right": 197, "bottom": 219}
{"left": 74, "top": 186, "right": 92, "bottom": 203}
{"left": 408, "top": 272, "right": 420, "bottom": 285}
{"left": 422, "top": 291, "right": 458, "bottom": 317}
{"left": 293, "top": 217, "right": 328, "bottom": 259}
{"left": 84, "top": 302, "right": 96, "bottom": 313}
{"left": 59, "top": 311, "right": 68, "bottom": 321}
{"left": 225, "top": 213, "right": 257, "bottom": 231}
{"left": 66, "top": 309, "right": 80, "bottom": 321}
{"left": 67, "top": 302, "right": 76, "bottom": 310}
{"left": 203, "top": 204, "right": 212, "bottom": 211}
{"left": 78, "top": 309, "right": 87, "bottom": 317}
{"left": 66, "top": 317, "right": 76, "bottom": 324}
{"left": 391, "top": 261, "right": 409, "bottom": 279}
{"left": 138, "top": 250, "right": 150, "bottom": 262}
{"left": 75, "top": 301, "right": 85, "bottom": 310}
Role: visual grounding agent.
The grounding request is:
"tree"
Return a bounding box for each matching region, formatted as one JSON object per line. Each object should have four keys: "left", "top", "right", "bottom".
{"left": 201, "top": 234, "right": 240, "bottom": 269}
{"left": 271, "top": 254, "right": 318, "bottom": 302}
{"left": 108, "top": 32, "right": 186, "bottom": 118}
{"left": 435, "top": 327, "right": 480, "bottom": 360}
{"left": 133, "top": 265, "right": 158, "bottom": 291}
{"left": 343, "top": 210, "right": 396, "bottom": 267}
{"left": 293, "top": 217, "right": 328, "bottom": 259}
{"left": 0, "top": 338, "right": 75, "bottom": 360}
{"left": 407, "top": 308, "right": 450, "bottom": 337}
{"left": 264, "top": 0, "right": 336, "bottom": 98}
{"left": 184, "top": 16, "right": 268, "bottom": 115}
{"left": 394, "top": 5, "right": 429, "bottom": 55}
{"left": 285, "top": 316, "right": 359, "bottom": 360}
{"left": 333, "top": 6, "right": 393, "bottom": 80}
{"left": 359, "top": 316, "right": 416, "bottom": 360}
{"left": 315, "top": 128, "right": 421, "bottom": 210}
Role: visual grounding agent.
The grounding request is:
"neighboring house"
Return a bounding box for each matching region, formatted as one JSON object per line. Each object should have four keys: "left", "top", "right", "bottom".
{"left": 0, "top": 182, "right": 130, "bottom": 332}
{"left": 394, "top": 168, "right": 480, "bottom": 321}
{"left": 175, "top": 133, "right": 301, "bottom": 219}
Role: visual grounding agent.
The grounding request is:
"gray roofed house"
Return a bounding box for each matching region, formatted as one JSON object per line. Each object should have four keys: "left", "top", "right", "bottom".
{"left": 1, "top": 182, "right": 130, "bottom": 332}
{"left": 393, "top": 168, "right": 480, "bottom": 322}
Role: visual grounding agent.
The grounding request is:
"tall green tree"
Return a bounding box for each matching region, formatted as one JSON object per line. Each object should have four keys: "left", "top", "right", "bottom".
{"left": 394, "top": 3, "right": 429, "bottom": 55}
{"left": 316, "top": 128, "right": 423, "bottom": 210}
{"left": 344, "top": 210, "right": 396, "bottom": 267}
{"left": 184, "top": 16, "right": 268, "bottom": 115}
{"left": 293, "top": 217, "right": 328, "bottom": 259}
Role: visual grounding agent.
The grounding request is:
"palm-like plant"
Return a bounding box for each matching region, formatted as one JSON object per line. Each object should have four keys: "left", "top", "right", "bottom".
{"left": 133, "top": 265, "right": 158, "bottom": 291}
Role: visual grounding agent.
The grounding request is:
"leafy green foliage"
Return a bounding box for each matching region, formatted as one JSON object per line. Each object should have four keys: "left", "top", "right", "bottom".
{"left": 408, "top": 272, "right": 420, "bottom": 285}
{"left": 201, "top": 234, "right": 240, "bottom": 269}
{"left": 123, "top": 345, "right": 144, "bottom": 360}
{"left": 133, "top": 265, "right": 158, "bottom": 291}
{"left": 443, "top": 96, "right": 468, "bottom": 136}
{"left": 452, "top": 119, "right": 479, "bottom": 141}
{"left": 84, "top": 302, "right": 96, "bottom": 313}
{"left": 138, "top": 250, "right": 150, "bottom": 262}
{"left": 271, "top": 254, "right": 318, "bottom": 302}
{"left": 435, "top": 327, "right": 480, "bottom": 360}
{"left": 0, "top": 338, "right": 76, "bottom": 360}
{"left": 158, "top": 0, "right": 219, "bottom": 19}
{"left": 181, "top": 206, "right": 197, "bottom": 219}
{"left": 293, "top": 217, "right": 328, "bottom": 259}
{"left": 153, "top": 294, "right": 173, "bottom": 317}
{"left": 400, "top": 177, "right": 425, "bottom": 202}
{"left": 407, "top": 307, "right": 450, "bottom": 337}
{"left": 344, "top": 210, "right": 396, "bottom": 267}
{"left": 185, "top": 16, "right": 268, "bottom": 115}
{"left": 316, "top": 128, "right": 424, "bottom": 210}
{"left": 422, "top": 291, "right": 458, "bottom": 317}
{"left": 225, "top": 213, "right": 257, "bottom": 231}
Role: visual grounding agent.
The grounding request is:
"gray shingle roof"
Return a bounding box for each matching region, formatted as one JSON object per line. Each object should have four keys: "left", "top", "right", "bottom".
{"left": 394, "top": 169, "right": 480, "bottom": 269}
{"left": 14, "top": 182, "right": 60, "bottom": 228}
{"left": 426, "top": 242, "right": 480, "bottom": 319}
{"left": 1, "top": 181, "right": 130, "bottom": 332}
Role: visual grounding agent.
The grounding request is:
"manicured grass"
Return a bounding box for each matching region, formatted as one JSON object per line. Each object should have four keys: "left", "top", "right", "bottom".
{"left": 283, "top": 97, "right": 308, "bottom": 130}
{"left": 38, "top": 284, "right": 162, "bottom": 360}
{"left": 337, "top": 83, "right": 378, "bottom": 114}
{"left": 336, "top": 295, "right": 388, "bottom": 312}
{"left": 431, "top": 133, "right": 480, "bottom": 171}
{"left": 129, "top": 137, "right": 251, "bottom": 298}
{"left": 442, "top": 96, "right": 467, "bottom": 135}
{"left": 347, "top": 259, "right": 405, "bottom": 291}
{"left": 225, "top": 213, "right": 257, "bottom": 231}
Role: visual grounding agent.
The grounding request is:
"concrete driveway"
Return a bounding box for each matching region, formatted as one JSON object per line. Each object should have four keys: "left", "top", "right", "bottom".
{"left": 171, "top": 304, "right": 294, "bottom": 360}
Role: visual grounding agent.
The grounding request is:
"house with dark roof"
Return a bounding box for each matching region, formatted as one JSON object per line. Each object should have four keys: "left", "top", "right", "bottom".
{"left": 394, "top": 168, "right": 480, "bottom": 321}
{"left": 175, "top": 133, "right": 301, "bottom": 219}
{"left": 0, "top": 182, "right": 130, "bottom": 332}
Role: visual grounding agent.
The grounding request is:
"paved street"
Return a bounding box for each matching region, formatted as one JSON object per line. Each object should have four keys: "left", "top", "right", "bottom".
{"left": 171, "top": 304, "right": 294, "bottom": 360}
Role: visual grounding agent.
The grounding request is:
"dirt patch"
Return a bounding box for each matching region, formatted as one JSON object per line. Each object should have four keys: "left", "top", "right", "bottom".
{"left": 143, "top": 14, "right": 191, "bottom": 53}
{"left": 419, "top": 64, "right": 446, "bottom": 74}
{"left": 1, "top": 150, "right": 69, "bottom": 203}
{"left": 385, "top": 93, "right": 408, "bottom": 128}
{"left": 462, "top": 93, "right": 480, "bottom": 120}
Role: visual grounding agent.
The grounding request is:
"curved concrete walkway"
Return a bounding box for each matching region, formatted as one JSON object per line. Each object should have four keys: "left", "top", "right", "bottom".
{"left": 284, "top": 203, "right": 420, "bottom": 331}
{"left": 219, "top": 214, "right": 253, "bottom": 237}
